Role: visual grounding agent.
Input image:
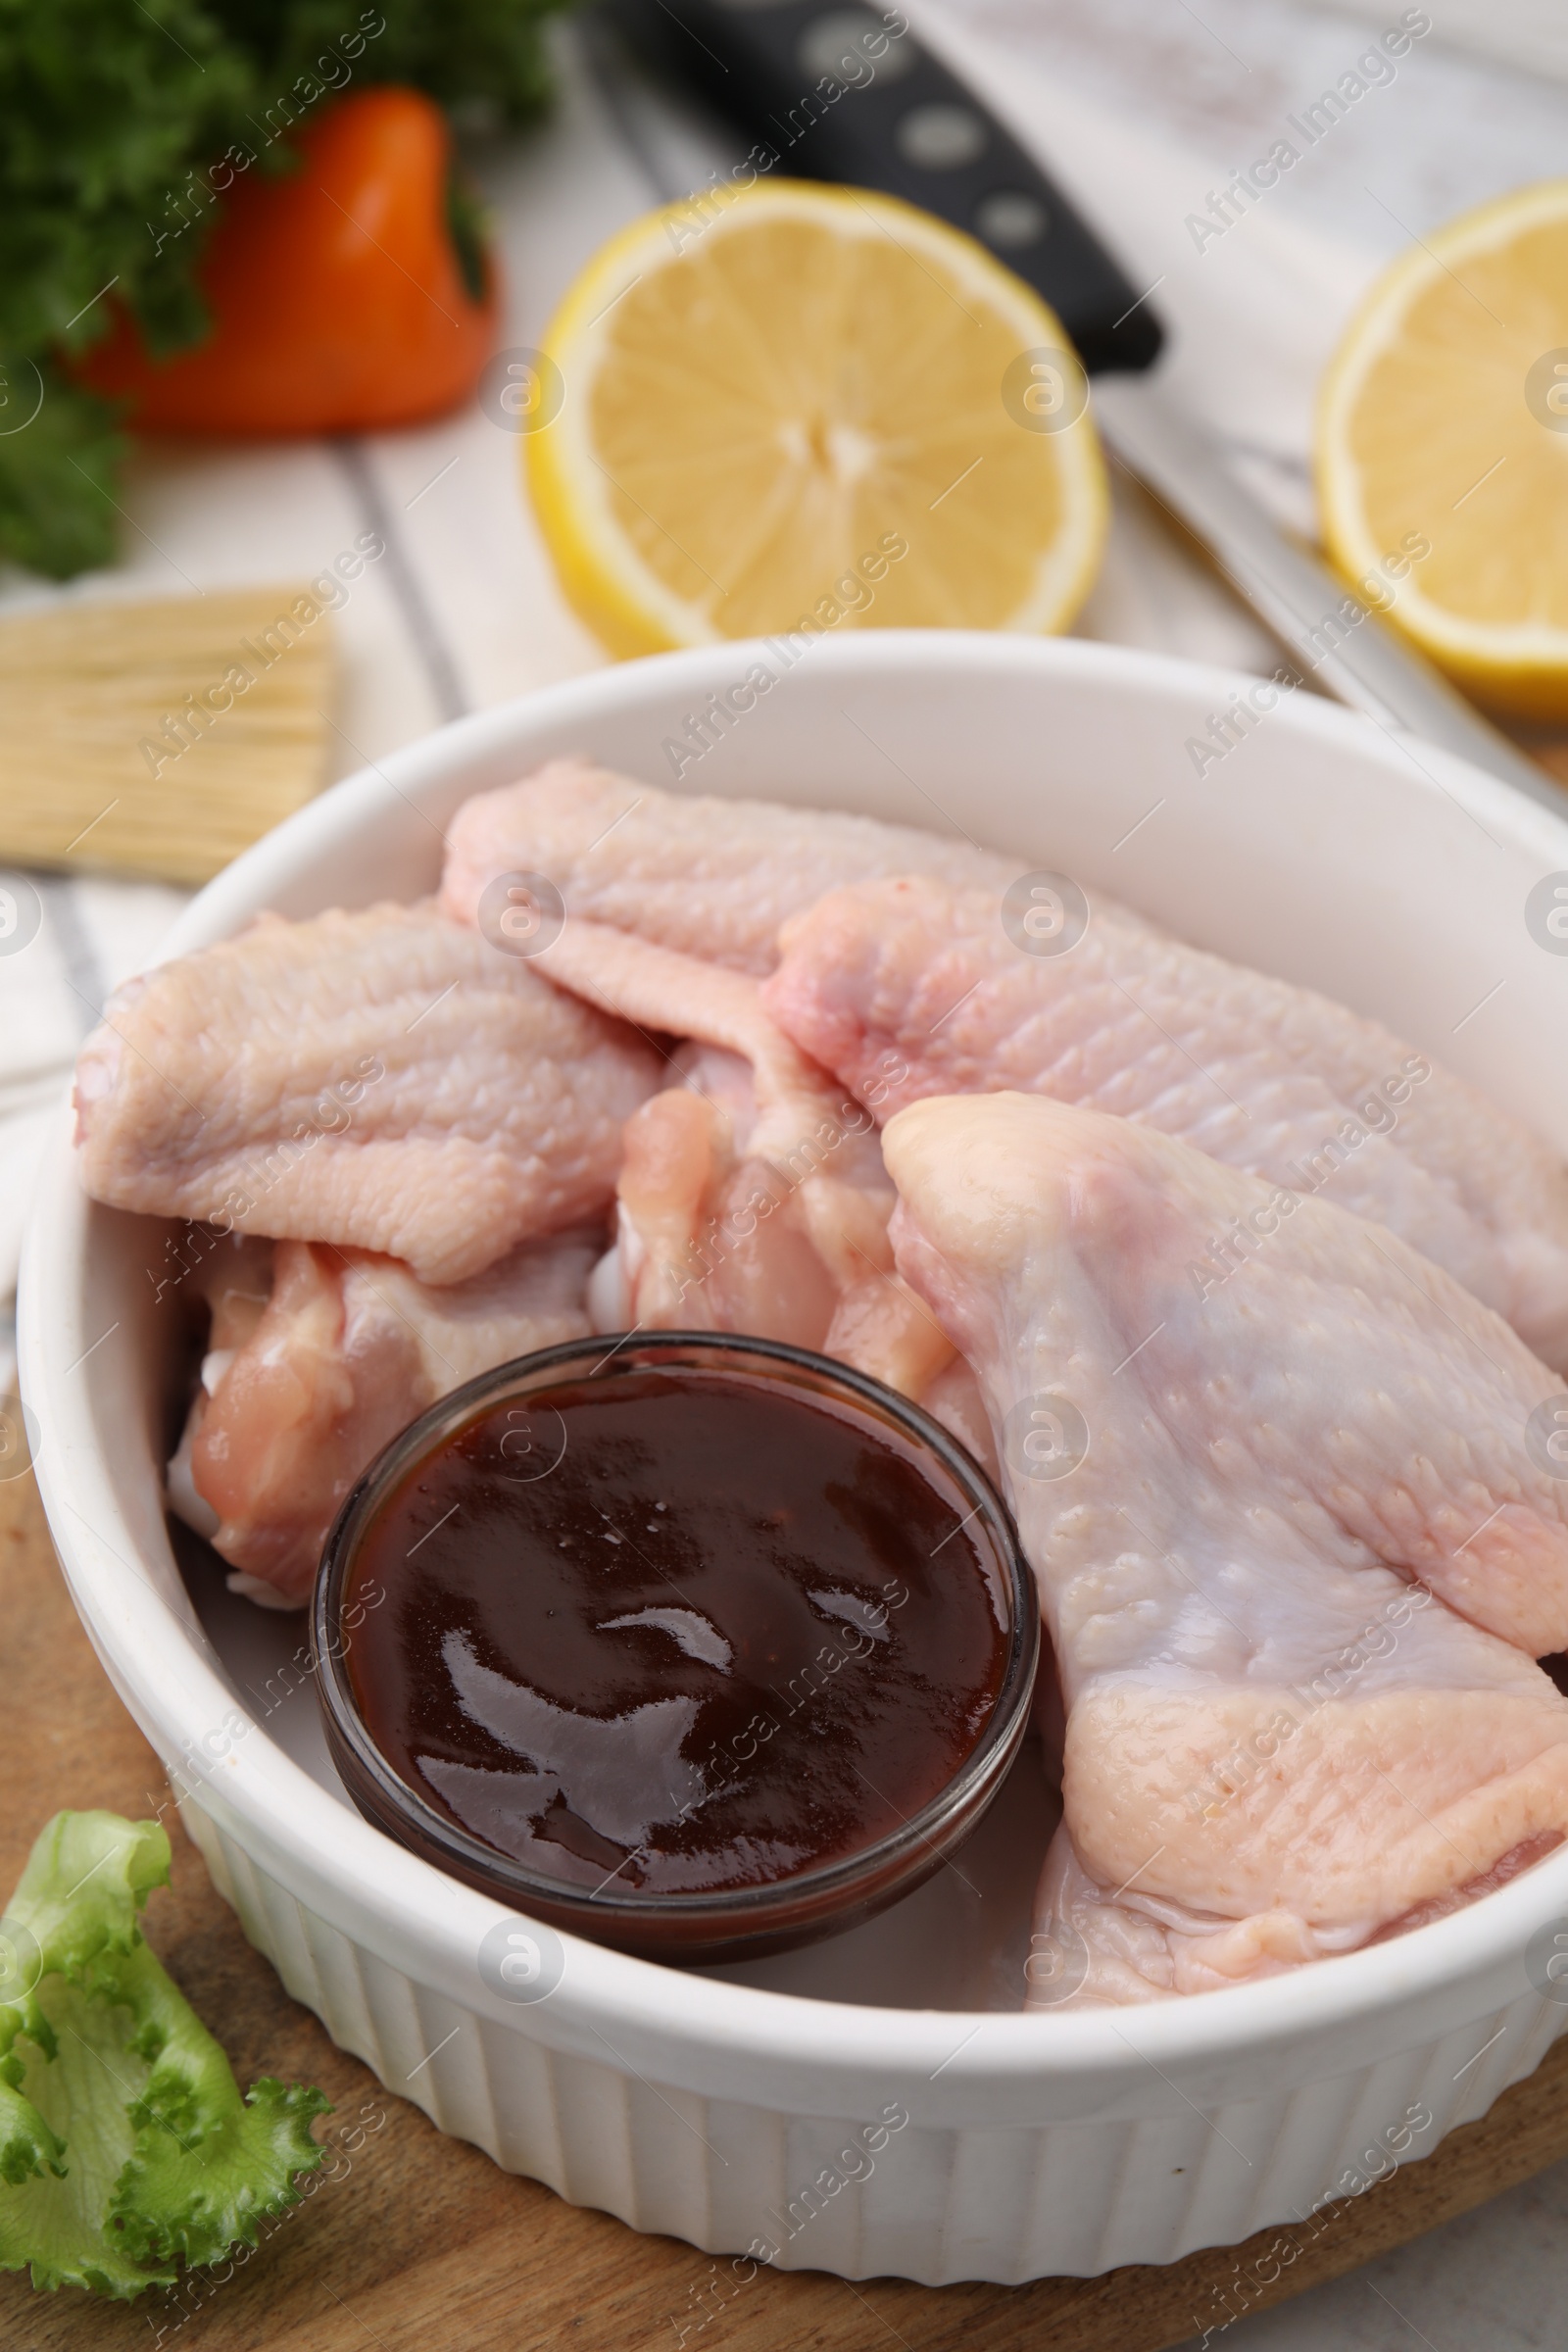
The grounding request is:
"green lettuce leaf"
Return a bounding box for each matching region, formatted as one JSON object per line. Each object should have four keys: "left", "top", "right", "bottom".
{"left": 0, "top": 1811, "right": 328, "bottom": 2300}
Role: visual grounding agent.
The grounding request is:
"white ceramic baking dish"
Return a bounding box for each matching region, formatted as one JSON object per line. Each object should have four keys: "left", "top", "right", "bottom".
{"left": 22, "top": 633, "right": 1568, "bottom": 2287}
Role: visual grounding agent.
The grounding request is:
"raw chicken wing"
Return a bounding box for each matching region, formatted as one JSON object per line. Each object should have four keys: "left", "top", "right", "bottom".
{"left": 75, "top": 903, "right": 661, "bottom": 1285}
{"left": 884, "top": 1092, "right": 1568, "bottom": 2002}
{"left": 439, "top": 757, "right": 1031, "bottom": 974}
{"left": 171, "top": 1230, "right": 598, "bottom": 1606}
{"left": 767, "top": 876, "right": 1568, "bottom": 1368}
{"left": 536, "top": 918, "right": 951, "bottom": 1393}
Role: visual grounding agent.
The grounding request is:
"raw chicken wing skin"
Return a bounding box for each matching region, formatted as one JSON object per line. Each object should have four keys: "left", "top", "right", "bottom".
{"left": 172, "top": 1231, "right": 598, "bottom": 1606}
{"left": 439, "top": 757, "right": 1037, "bottom": 973}
{"left": 766, "top": 875, "right": 1568, "bottom": 1369}
{"left": 884, "top": 1092, "right": 1568, "bottom": 2002}
{"left": 74, "top": 902, "right": 661, "bottom": 1285}
{"left": 535, "top": 917, "right": 951, "bottom": 1393}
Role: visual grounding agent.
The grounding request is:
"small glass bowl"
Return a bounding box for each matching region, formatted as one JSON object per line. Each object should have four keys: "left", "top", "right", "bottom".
{"left": 312, "top": 1333, "right": 1038, "bottom": 1965}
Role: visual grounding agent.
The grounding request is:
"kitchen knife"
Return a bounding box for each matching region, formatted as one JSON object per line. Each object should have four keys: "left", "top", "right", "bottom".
{"left": 600, "top": 0, "right": 1560, "bottom": 808}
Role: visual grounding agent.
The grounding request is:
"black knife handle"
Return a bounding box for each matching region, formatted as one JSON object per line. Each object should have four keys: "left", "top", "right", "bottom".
{"left": 599, "top": 0, "right": 1162, "bottom": 372}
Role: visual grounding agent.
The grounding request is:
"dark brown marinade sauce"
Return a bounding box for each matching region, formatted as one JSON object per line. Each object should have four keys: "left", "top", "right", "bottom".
{"left": 345, "top": 1366, "right": 1007, "bottom": 1895}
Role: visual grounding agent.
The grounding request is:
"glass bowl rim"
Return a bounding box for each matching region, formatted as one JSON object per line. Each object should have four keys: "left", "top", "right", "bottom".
{"left": 311, "top": 1330, "right": 1041, "bottom": 1931}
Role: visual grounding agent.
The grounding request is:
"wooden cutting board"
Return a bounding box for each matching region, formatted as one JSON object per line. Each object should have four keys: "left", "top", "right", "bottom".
{"left": 4, "top": 1470, "right": 1567, "bottom": 2352}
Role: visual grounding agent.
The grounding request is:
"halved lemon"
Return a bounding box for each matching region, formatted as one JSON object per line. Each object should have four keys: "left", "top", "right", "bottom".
{"left": 1317, "top": 179, "right": 1568, "bottom": 719}
{"left": 526, "top": 181, "right": 1108, "bottom": 657}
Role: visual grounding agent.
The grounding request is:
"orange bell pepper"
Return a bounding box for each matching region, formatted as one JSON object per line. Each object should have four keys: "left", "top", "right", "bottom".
{"left": 78, "top": 86, "right": 497, "bottom": 435}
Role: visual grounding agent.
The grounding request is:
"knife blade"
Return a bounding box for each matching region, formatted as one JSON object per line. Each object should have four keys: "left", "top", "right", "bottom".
{"left": 599, "top": 0, "right": 1559, "bottom": 808}
{"left": 1089, "top": 375, "right": 1562, "bottom": 807}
